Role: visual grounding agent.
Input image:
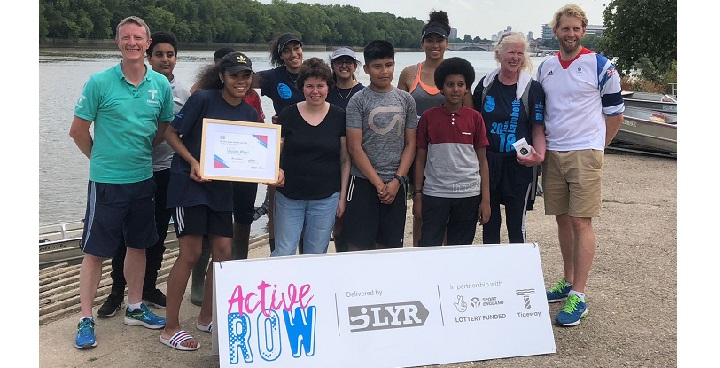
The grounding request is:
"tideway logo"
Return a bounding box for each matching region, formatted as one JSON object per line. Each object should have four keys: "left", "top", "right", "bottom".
{"left": 516, "top": 288, "right": 542, "bottom": 318}
{"left": 147, "top": 89, "right": 159, "bottom": 104}
{"left": 348, "top": 301, "right": 429, "bottom": 332}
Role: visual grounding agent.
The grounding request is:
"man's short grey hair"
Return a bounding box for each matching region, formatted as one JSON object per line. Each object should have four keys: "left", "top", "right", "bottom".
{"left": 115, "top": 16, "right": 151, "bottom": 40}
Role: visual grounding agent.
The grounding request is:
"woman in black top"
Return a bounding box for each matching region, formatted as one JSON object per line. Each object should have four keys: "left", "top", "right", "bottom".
{"left": 270, "top": 58, "right": 351, "bottom": 256}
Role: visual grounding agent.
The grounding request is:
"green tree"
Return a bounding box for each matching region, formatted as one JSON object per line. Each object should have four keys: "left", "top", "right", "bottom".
{"left": 145, "top": 7, "right": 176, "bottom": 37}
{"left": 39, "top": 3, "right": 49, "bottom": 38}
{"left": 580, "top": 34, "right": 600, "bottom": 51}
{"left": 599, "top": 0, "right": 677, "bottom": 82}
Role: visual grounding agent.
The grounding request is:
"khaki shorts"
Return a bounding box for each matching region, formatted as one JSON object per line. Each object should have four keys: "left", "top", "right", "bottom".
{"left": 542, "top": 149, "right": 603, "bottom": 217}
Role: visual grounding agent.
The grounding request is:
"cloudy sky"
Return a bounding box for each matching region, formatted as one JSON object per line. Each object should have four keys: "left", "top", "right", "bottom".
{"left": 257, "top": 0, "right": 609, "bottom": 39}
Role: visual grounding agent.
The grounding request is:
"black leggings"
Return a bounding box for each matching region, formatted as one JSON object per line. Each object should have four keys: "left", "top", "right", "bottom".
{"left": 482, "top": 182, "right": 531, "bottom": 244}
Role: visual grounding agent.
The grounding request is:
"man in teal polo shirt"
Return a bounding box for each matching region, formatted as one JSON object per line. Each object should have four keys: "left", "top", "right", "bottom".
{"left": 68, "top": 16, "right": 174, "bottom": 349}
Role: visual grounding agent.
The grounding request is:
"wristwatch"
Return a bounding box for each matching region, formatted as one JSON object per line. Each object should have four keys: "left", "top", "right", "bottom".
{"left": 393, "top": 174, "right": 407, "bottom": 186}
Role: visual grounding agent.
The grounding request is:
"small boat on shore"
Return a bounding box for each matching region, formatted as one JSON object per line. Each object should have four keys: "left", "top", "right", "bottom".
{"left": 621, "top": 90, "right": 677, "bottom": 114}
{"left": 611, "top": 106, "right": 677, "bottom": 156}
{"left": 39, "top": 221, "right": 179, "bottom": 269}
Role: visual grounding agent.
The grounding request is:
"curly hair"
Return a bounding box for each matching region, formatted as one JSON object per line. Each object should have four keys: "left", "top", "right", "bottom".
{"left": 434, "top": 57, "right": 475, "bottom": 90}
{"left": 296, "top": 58, "right": 334, "bottom": 90}
{"left": 422, "top": 10, "right": 451, "bottom": 38}
{"left": 194, "top": 64, "right": 223, "bottom": 90}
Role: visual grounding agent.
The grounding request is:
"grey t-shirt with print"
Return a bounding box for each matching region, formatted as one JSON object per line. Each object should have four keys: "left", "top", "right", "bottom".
{"left": 345, "top": 87, "right": 418, "bottom": 182}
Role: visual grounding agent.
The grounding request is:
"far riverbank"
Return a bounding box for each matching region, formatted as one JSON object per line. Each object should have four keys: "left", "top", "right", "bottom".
{"left": 39, "top": 38, "right": 419, "bottom": 52}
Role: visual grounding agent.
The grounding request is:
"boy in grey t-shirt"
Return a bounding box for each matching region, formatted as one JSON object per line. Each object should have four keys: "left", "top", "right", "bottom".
{"left": 342, "top": 40, "right": 417, "bottom": 251}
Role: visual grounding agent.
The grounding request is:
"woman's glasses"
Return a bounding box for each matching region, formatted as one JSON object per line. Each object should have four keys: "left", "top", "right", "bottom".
{"left": 333, "top": 59, "right": 356, "bottom": 67}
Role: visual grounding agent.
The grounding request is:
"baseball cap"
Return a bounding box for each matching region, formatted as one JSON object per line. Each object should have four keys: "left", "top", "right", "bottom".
{"left": 219, "top": 51, "right": 253, "bottom": 74}
{"left": 277, "top": 33, "right": 302, "bottom": 54}
{"left": 213, "top": 47, "right": 235, "bottom": 61}
{"left": 422, "top": 24, "right": 449, "bottom": 39}
{"left": 330, "top": 47, "right": 361, "bottom": 64}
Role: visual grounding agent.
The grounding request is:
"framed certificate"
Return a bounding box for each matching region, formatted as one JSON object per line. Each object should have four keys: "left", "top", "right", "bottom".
{"left": 199, "top": 118, "right": 281, "bottom": 183}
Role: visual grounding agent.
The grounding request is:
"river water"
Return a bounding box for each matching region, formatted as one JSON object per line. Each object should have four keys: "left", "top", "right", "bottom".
{"left": 39, "top": 48, "right": 548, "bottom": 237}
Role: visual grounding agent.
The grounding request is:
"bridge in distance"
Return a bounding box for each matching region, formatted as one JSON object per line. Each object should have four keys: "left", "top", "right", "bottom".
{"left": 448, "top": 42, "right": 492, "bottom": 51}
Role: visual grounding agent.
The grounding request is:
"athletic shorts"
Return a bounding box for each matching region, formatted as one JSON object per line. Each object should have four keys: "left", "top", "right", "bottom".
{"left": 232, "top": 181, "right": 258, "bottom": 225}
{"left": 542, "top": 149, "right": 603, "bottom": 217}
{"left": 341, "top": 176, "right": 407, "bottom": 250}
{"left": 80, "top": 178, "right": 158, "bottom": 258}
{"left": 172, "top": 204, "right": 233, "bottom": 238}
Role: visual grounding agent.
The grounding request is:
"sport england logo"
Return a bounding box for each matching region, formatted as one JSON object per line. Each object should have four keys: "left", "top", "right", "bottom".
{"left": 348, "top": 301, "right": 429, "bottom": 332}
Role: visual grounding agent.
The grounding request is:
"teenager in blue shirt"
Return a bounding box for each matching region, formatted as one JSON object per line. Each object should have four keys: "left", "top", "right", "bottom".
{"left": 253, "top": 33, "right": 305, "bottom": 253}
{"left": 160, "top": 52, "right": 258, "bottom": 351}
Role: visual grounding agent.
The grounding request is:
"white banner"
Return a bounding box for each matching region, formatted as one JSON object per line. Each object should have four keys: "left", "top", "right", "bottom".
{"left": 212, "top": 243, "right": 556, "bottom": 367}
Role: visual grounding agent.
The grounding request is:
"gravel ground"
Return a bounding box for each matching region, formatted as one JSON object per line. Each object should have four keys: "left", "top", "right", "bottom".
{"left": 38, "top": 151, "right": 677, "bottom": 368}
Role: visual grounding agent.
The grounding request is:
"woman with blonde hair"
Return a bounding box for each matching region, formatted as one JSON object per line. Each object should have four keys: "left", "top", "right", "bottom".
{"left": 472, "top": 32, "right": 546, "bottom": 245}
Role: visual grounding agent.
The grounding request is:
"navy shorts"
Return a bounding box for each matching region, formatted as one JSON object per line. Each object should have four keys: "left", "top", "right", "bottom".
{"left": 172, "top": 204, "right": 233, "bottom": 238}
{"left": 341, "top": 176, "right": 407, "bottom": 250}
{"left": 232, "top": 181, "right": 258, "bottom": 225}
{"left": 80, "top": 178, "right": 158, "bottom": 258}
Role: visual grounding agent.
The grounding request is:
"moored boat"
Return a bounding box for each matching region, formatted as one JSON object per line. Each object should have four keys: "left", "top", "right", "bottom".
{"left": 621, "top": 90, "right": 677, "bottom": 114}
{"left": 611, "top": 106, "right": 677, "bottom": 156}
{"left": 39, "top": 221, "right": 179, "bottom": 269}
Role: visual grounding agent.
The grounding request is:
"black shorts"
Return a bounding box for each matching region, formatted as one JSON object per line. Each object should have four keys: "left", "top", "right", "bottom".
{"left": 80, "top": 178, "right": 158, "bottom": 258}
{"left": 341, "top": 176, "right": 407, "bottom": 250}
{"left": 172, "top": 205, "right": 233, "bottom": 238}
{"left": 232, "top": 181, "right": 258, "bottom": 225}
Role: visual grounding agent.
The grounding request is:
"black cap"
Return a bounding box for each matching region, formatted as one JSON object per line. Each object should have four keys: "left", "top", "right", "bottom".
{"left": 422, "top": 24, "right": 449, "bottom": 39}
{"left": 219, "top": 52, "right": 253, "bottom": 74}
{"left": 214, "top": 47, "right": 236, "bottom": 61}
{"left": 277, "top": 33, "right": 302, "bottom": 54}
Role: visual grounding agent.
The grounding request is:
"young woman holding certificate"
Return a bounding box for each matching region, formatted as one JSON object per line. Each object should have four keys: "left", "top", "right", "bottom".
{"left": 160, "top": 52, "right": 259, "bottom": 351}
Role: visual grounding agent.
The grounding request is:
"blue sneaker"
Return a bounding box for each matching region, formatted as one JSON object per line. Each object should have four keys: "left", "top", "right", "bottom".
{"left": 124, "top": 303, "right": 166, "bottom": 330}
{"left": 546, "top": 278, "right": 572, "bottom": 302}
{"left": 74, "top": 317, "right": 97, "bottom": 349}
{"left": 555, "top": 294, "right": 588, "bottom": 326}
